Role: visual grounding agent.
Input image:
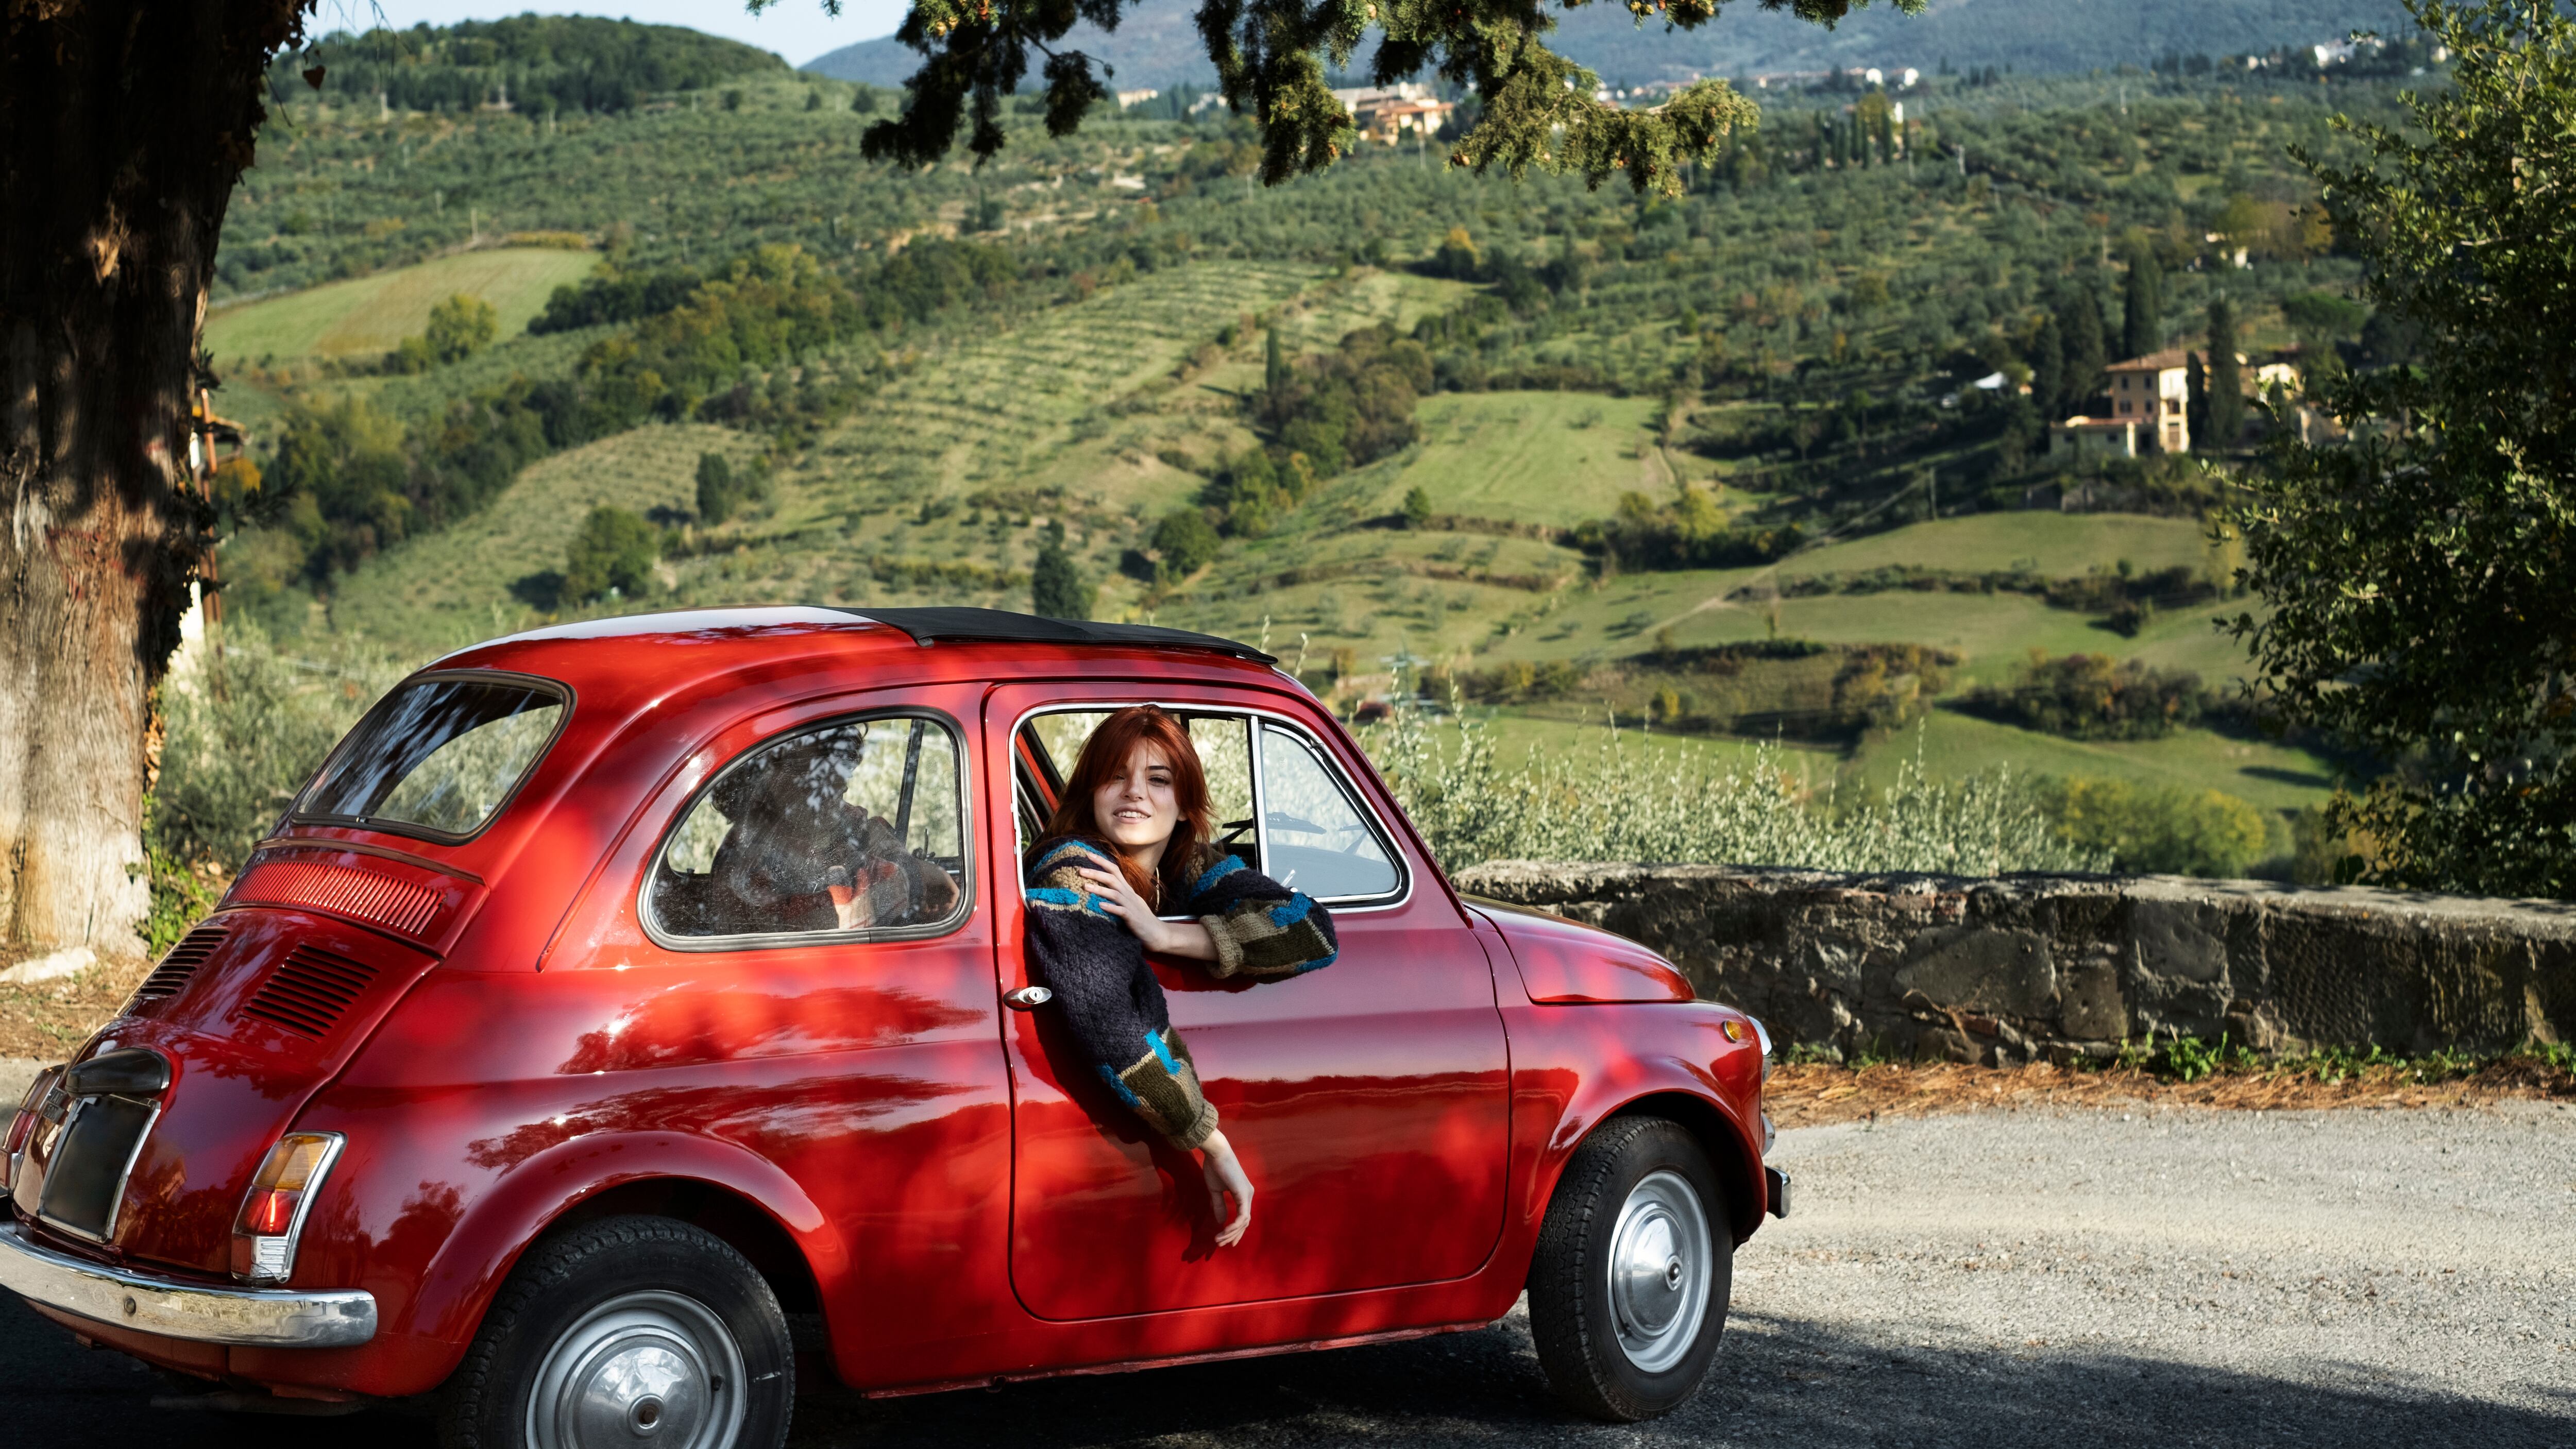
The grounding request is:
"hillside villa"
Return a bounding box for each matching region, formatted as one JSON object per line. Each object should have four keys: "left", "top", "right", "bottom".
{"left": 2050, "top": 349, "right": 2301, "bottom": 462}
{"left": 1331, "top": 83, "right": 1455, "bottom": 144}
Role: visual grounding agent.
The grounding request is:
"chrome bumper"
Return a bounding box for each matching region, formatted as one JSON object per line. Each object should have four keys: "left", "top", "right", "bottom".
{"left": 1765, "top": 1165, "right": 1792, "bottom": 1219}
{"left": 0, "top": 1221, "right": 376, "bottom": 1347}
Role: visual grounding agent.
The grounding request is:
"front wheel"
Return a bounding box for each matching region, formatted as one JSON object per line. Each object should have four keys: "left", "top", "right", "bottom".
{"left": 1527, "top": 1117, "right": 1732, "bottom": 1421}
{"left": 437, "top": 1216, "right": 793, "bottom": 1449}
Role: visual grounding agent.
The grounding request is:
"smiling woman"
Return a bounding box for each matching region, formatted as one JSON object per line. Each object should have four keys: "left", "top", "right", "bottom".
{"left": 1021, "top": 704, "right": 1340, "bottom": 1249}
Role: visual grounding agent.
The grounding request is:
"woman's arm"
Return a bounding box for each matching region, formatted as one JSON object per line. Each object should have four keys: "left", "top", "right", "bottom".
{"left": 1181, "top": 851, "right": 1339, "bottom": 980}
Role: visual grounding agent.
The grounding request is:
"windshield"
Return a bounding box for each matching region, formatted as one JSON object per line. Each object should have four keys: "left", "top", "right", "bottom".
{"left": 295, "top": 675, "right": 567, "bottom": 839}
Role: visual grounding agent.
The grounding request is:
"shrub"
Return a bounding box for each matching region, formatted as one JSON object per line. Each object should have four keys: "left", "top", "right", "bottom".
{"left": 1148, "top": 508, "right": 1222, "bottom": 581}
{"left": 423, "top": 292, "right": 498, "bottom": 364}
{"left": 563, "top": 506, "right": 663, "bottom": 602}
{"left": 695, "top": 451, "right": 741, "bottom": 523}
{"left": 1368, "top": 694, "right": 2104, "bottom": 876}
{"left": 150, "top": 620, "right": 404, "bottom": 872}
{"left": 2041, "top": 776, "right": 2270, "bottom": 877}
{"left": 1964, "top": 652, "right": 2210, "bottom": 740}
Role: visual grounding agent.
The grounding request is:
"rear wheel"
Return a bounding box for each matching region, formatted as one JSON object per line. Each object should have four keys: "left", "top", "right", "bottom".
{"left": 1527, "top": 1117, "right": 1732, "bottom": 1422}
{"left": 438, "top": 1216, "right": 792, "bottom": 1449}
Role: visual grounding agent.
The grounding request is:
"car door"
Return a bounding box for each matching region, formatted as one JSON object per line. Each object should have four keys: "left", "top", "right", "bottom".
{"left": 529, "top": 686, "right": 1023, "bottom": 1380}
{"left": 985, "top": 680, "right": 1511, "bottom": 1321}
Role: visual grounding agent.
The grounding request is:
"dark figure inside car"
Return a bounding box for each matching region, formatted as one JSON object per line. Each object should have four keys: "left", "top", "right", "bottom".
{"left": 708, "top": 728, "right": 958, "bottom": 933}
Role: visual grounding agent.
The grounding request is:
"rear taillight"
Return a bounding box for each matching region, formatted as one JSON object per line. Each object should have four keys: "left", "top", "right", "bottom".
{"left": 230, "top": 1132, "right": 343, "bottom": 1283}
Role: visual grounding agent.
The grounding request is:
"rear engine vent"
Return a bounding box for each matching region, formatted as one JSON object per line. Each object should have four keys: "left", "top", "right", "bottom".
{"left": 242, "top": 945, "right": 379, "bottom": 1038}
{"left": 232, "top": 859, "right": 444, "bottom": 937}
{"left": 135, "top": 926, "right": 228, "bottom": 1001}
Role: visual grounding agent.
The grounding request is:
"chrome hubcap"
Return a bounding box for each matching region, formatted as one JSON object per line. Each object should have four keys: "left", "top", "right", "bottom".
{"left": 527, "top": 1290, "right": 747, "bottom": 1449}
{"left": 1607, "top": 1169, "right": 1712, "bottom": 1375}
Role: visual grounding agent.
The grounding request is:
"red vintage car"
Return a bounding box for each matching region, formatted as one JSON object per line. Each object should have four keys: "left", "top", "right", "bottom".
{"left": 2, "top": 606, "right": 1784, "bottom": 1444}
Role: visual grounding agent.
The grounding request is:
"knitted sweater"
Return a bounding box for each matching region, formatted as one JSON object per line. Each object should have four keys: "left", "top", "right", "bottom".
{"left": 1023, "top": 838, "right": 1338, "bottom": 1149}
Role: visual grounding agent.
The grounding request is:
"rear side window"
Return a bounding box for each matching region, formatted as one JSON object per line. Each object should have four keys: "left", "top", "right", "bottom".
{"left": 647, "top": 712, "right": 970, "bottom": 944}
{"left": 295, "top": 674, "right": 567, "bottom": 840}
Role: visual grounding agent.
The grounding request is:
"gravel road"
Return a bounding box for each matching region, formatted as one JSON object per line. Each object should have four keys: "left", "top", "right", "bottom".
{"left": 5, "top": 1101, "right": 2570, "bottom": 1447}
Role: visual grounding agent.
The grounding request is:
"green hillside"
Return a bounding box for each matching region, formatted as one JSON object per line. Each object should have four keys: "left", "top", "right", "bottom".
{"left": 195, "top": 35, "right": 2418, "bottom": 881}
{"left": 205, "top": 247, "right": 599, "bottom": 364}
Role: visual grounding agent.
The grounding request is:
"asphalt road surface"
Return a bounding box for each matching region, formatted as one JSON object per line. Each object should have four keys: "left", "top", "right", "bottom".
{"left": 5, "top": 1102, "right": 2570, "bottom": 1448}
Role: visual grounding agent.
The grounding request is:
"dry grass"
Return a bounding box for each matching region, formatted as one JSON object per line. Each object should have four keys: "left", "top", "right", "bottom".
{"left": 0, "top": 955, "right": 153, "bottom": 1062}
{"left": 1767, "top": 1056, "right": 2576, "bottom": 1129}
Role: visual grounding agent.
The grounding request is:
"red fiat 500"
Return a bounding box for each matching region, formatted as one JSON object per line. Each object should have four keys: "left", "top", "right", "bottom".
{"left": 2, "top": 606, "right": 1785, "bottom": 1444}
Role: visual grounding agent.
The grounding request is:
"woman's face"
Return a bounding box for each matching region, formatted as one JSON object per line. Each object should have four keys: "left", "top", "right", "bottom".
{"left": 1092, "top": 739, "right": 1180, "bottom": 854}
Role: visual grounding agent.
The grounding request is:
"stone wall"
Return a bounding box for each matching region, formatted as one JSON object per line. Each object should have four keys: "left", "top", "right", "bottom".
{"left": 1454, "top": 863, "right": 2575, "bottom": 1063}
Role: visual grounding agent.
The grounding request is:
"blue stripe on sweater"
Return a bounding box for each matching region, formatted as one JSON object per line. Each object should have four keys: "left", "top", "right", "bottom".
{"left": 1145, "top": 1029, "right": 1180, "bottom": 1073}
{"left": 1190, "top": 853, "right": 1245, "bottom": 897}
{"left": 1026, "top": 887, "right": 1110, "bottom": 916}
{"left": 1265, "top": 894, "right": 1313, "bottom": 927}
{"left": 1096, "top": 1064, "right": 1143, "bottom": 1108}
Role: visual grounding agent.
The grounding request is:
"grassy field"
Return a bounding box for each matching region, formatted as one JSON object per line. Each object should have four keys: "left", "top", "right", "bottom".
{"left": 205, "top": 247, "right": 599, "bottom": 364}
{"left": 1377, "top": 392, "right": 1699, "bottom": 529}
{"left": 1849, "top": 711, "right": 2338, "bottom": 813}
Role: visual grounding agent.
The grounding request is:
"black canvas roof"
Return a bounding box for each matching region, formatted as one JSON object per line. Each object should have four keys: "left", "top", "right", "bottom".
{"left": 830, "top": 607, "right": 1277, "bottom": 664}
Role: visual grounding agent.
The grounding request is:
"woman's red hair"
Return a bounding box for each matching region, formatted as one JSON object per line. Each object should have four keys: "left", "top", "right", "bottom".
{"left": 1044, "top": 705, "right": 1212, "bottom": 908}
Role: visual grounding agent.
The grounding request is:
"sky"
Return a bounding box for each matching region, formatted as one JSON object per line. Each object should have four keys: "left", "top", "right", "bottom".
{"left": 313, "top": 0, "right": 902, "bottom": 67}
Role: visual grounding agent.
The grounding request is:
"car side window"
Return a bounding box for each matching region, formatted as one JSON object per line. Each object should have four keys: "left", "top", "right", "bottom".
{"left": 1258, "top": 723, "right": 1403, "bottom": 902}
{"left": 648, "top": 713, "right": 968, "bottom": 943}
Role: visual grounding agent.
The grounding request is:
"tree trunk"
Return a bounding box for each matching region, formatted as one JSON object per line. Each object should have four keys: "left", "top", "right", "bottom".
{"left": 2, "top": 0, "right": 305, "bottom": 960}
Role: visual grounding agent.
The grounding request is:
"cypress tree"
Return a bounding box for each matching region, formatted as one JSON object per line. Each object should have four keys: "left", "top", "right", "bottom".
{"left": 2059, "top": 285, "right": 2108, "bottom": 413}
{"left": 1030, "top": 520, "right": 1092, "bottom": 619}
{"left": 1263, "top": 328, "right": 1288, "bottom": 419}
{"left": 2121, "top": 247, "right": 2163, "bottom": 359}
{"left": 2027, "top": 316, "right": 2065, "bottom": 418}
{"left": 2185, "top": 351, "right": 2209, "bottom": 447}
{"left": 2207, "top": 297, "right": 2244, "bottom": 446}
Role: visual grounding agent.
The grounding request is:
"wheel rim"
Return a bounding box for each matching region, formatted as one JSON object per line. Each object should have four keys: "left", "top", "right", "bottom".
{"left": 525, "top": 1289, "right": 749, "bottom": 1449}
{"left": 1605, "top": 1168, "right": 1713, "bottom": 1375}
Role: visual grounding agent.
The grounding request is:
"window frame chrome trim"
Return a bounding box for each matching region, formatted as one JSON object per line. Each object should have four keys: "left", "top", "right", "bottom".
{"left": 637, "top": 705, "right": 977, "bottom": 952}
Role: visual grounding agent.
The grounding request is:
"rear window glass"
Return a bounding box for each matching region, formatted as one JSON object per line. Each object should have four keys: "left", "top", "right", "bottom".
{"left": 296, "top": 675, "right": 566, "bottom": 838}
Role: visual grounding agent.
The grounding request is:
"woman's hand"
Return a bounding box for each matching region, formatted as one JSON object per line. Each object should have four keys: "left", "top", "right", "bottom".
{"left": 1198, "top": 1129, "right": 1255, "bottom": 1248}
{"left": 1075, "top": 863, "right": 1214, "bottom": 959}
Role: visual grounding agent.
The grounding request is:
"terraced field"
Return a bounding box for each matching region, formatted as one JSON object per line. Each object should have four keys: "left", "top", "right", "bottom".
{"left": 326, "top": 424, "right": 760, "bottom": 652}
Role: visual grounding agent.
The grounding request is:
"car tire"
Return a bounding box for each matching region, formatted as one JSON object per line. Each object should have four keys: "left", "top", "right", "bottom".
{"left": 437, "top": 1215, "right": 793, "bottom": 1449}
{"left": 1527, "top": 1116, "right": 1732, "bottom": 1422}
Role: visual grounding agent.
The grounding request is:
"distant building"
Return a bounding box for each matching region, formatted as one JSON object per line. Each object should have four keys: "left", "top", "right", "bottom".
{"left": 2105, "top": 348, "right": 2193, "bottom": 452}
{"left": 1331, "top": 83, "right": 1454, "bottom": 143}
{"left": 2051, "top": 348, "right": 2291, "bottom": 462}
{"left": 2052, "top": 415, "right": 2145, "bottom": 463}
{"left": 1115, "top": 88, "right": 1160, "bottom": 109}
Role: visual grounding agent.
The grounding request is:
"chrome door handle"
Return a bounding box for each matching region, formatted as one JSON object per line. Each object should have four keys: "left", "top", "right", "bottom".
{"left": 1003, "top": 986, "right": 1054, "bottom": 1010}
